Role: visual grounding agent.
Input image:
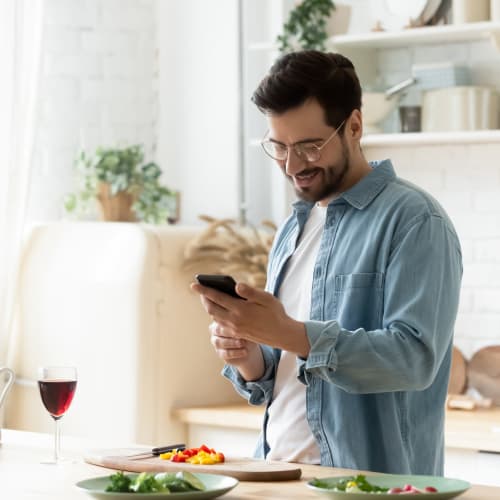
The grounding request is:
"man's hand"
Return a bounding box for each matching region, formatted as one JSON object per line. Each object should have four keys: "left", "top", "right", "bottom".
{"left": 191, "top": 281, "right": 310, "bottom": 358}
{"left": 208, "top": 322, "right": 264, "bottom": 381}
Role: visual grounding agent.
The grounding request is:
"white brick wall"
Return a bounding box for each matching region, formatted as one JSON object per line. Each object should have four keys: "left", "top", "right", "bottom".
{"left": 28, "top": 0, "right": 158, "bottom": 221}
{"left": 366, "top": 140, "right": 500, "bottom": 359}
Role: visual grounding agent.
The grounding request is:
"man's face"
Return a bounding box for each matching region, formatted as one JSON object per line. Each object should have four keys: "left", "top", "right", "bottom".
{"left": 266, "top": 98, "right": 351, "bottom": 205}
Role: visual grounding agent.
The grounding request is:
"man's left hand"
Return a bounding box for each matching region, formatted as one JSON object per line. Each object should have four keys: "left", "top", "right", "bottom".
{"left": 191, "top": 281, "right": 310, "bottom": 357}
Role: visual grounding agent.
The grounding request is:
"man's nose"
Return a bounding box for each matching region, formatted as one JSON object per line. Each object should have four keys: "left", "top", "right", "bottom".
{"left": 285, "top": 148, "right": 306, "bottom": 175}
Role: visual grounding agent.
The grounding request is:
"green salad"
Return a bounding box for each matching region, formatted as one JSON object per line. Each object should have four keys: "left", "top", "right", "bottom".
{"left": 310, "top": 474, "right": 389, "bottom": 493}
{"left": 105, "top": 471, "right": 206, "bottom": 493}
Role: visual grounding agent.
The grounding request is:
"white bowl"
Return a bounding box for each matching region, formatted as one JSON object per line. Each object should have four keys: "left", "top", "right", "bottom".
{"left": 362, "top": 92, "right": 398, "bottom": 134}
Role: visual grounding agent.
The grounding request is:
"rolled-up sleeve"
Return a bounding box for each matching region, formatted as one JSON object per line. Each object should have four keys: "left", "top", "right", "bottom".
{"left": 222, "top": 345, "right": 278, "bottom": 405}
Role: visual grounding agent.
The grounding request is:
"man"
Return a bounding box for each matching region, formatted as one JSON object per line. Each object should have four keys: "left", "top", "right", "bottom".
{"left": 191, "top": 51, "right": 462, "bottom": 475}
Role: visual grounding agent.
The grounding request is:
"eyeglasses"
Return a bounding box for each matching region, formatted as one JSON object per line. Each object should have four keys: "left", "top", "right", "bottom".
{"left": 260, "top": 120, "right": 346, "bottom": 163}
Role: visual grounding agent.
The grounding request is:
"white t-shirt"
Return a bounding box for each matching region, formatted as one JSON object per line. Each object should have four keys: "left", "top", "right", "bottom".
{"left": 266, "top": 203, "right": 327, "bottom": 463}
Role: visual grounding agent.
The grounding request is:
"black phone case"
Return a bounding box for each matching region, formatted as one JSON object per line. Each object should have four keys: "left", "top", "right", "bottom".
{"left": 195, "top": 274, "right": 242, "bottom": 299}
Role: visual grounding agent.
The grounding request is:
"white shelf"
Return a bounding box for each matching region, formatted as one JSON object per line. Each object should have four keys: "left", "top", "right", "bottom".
{"left": 361, "top": 130, "right": 500, "bottom": 147}
{"left": 249, "top": 130, "right": 500, "bottom": 149}
{"left": 330, "top": 21, "right": 500, "bottom": 50}
{"left": 249, "top": 22, "right": 500, "bottom": 53}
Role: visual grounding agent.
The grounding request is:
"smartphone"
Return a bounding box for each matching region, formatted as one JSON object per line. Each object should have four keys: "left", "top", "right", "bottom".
{"left": 195, "top": 274, "right": 243, "bottom": 299}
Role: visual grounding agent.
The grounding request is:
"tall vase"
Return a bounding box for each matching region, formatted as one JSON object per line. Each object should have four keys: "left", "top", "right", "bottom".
{"left": 97, "top": 183, "right": 137, "bottom": 222}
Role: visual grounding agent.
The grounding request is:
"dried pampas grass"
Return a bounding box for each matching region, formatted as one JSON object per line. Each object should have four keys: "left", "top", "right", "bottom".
{"left": 183, "top": 215, "right": 277, "bottom": 289}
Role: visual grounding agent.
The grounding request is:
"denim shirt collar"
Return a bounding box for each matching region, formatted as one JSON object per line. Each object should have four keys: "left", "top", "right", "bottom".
{"left": 292, "top": 159, "right": 396, "bottom": 216}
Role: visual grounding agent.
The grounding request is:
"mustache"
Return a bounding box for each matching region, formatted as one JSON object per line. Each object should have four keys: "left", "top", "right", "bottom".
{"left": 288, "top": 166, "right": 321, "bottom": 177}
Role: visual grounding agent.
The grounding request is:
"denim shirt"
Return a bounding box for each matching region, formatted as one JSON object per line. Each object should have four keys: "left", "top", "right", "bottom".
{"left": 222, "top": 159, "right": 462, "bottom": 474}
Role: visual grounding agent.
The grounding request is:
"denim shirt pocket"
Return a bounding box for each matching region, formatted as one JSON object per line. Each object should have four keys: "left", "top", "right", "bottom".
{"left": 333, "top": 272, "right": 384, "bottom": 331}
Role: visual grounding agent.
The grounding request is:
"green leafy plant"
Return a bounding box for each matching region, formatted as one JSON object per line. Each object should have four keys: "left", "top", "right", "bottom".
{"left": 277, "top": 0, "right": 336, "bottom": 53}
{"left": 64, "top": 144, "right": 177, "bottom": 224}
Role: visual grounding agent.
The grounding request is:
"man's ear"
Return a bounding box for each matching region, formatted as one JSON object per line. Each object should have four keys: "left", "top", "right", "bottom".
{"left": 347, "top": 109, "right": 363, "bottom": 139}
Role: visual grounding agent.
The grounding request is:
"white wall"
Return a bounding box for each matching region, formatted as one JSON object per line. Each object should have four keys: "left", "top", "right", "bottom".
{"left": 29, "top": 0, "right": 240, "bottom": 226}
{"left": 155, "top": 0, "right": 240, "bottom": 225}
{"left": 29, "top": 0, "right": 158, "bottom": 221}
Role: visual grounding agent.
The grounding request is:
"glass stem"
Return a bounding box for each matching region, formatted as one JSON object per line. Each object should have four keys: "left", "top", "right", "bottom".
{"left": 54, "top": 417, "right": 61, "bottom": 463}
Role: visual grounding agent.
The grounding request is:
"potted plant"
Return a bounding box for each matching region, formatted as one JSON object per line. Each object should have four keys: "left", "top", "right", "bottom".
{"left": 277, "top": 0, "right": 336, "bottom": 53}
{"left": 64, "top": 144, "right": 178, "bottom": 224}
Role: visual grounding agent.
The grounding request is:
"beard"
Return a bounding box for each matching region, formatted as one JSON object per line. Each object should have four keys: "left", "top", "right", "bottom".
{"left": 283, "top": 138, "right": 350, "bottom": 203}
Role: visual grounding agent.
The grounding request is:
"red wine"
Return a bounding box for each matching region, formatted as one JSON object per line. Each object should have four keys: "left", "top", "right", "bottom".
{"left": 38, "top": 379, "right": 77, "bottom": 419}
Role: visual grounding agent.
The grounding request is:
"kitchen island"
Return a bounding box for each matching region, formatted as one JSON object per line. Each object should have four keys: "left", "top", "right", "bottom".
{"left": 1, "top": 429, "right": 500, "bottom": 499}
{"left": 174, "top": 404, "right": 500, "bottom": 487}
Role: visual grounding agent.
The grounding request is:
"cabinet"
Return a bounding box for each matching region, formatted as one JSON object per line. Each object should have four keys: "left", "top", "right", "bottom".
{"left": 445, "top": 449, "right": 500, "bottom": 487}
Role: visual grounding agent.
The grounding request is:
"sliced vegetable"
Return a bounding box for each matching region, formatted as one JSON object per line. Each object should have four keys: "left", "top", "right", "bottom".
{"left": 104, "top": 470, "right": 205, "bottom": 493}
{"left": 310, "top": 475, "right": 439, "bottom": 494}
{"left": 105, "top": 471, "right": 132, "bottom": 492}
{"left": 160, "top": 444, "right": 225, "bottom": 465}
{"left": 130, "top": 472, "right": 167, "bottom": 493}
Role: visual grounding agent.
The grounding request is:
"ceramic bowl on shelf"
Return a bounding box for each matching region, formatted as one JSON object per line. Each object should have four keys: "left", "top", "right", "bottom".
{"left": 362, "top": 92, "right": 398, "bottom": 135}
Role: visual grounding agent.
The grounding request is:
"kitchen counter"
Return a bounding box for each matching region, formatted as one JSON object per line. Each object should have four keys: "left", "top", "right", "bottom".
{"left": 173, "top": 404, "right": 500, "bottom": 487}
{"left": 445, "top": 407, "right": 500, "bottom": 452}
{"left": 2, "top": 429, "right": 500, "bottom": 499}
{"left": 173, "top": 404, "right": 500, "bottom": 453}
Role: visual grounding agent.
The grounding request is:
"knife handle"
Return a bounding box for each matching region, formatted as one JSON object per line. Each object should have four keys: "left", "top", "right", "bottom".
{"left": 152, "top": 443, "right": 186, "bottom": 455}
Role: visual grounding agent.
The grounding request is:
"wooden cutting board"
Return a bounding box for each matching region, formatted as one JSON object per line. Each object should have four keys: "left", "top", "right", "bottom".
{"left": 85, "top": 450, "right": 302, "bottom": 482}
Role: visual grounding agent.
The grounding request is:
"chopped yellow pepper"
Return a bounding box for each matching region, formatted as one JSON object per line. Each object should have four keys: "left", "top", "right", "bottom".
{"left": 159, "top": 445, "right": 225, "bottom": 465}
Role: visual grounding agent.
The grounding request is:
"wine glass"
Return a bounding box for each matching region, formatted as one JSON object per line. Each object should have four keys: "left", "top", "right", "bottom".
{"left": 37, "top": 366, "right": 77, "bottom": 464}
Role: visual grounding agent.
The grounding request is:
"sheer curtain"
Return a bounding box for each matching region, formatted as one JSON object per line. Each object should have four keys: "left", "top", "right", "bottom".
{"left": 0, "top": 0, "right": 44, "bottom": 366}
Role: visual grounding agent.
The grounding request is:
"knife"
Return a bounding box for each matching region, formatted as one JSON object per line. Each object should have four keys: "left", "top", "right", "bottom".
{"left": 126, "top": 443, "right": 186, "bottom": 460}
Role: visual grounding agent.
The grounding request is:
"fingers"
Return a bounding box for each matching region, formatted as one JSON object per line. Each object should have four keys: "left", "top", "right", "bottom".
{"left": 210, "top": 322, "right": 242, "bottom": 345}
{"left": 209, "top": 322, "right": 247, "bottom": 362}
{"left": 214, "top": 346, "right": 248, "bottom": 362}
{"left": 235, "top": 283, "right": 273, "bottom": 305}
{"left": 200, "top": 294, "right": 229, "bottom": 318}
{"left": 211, "top": 333, "right": 245, "bottom": 350}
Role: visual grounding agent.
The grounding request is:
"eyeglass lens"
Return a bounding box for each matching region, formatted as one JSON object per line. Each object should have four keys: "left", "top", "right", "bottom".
{"left": 262, "top": 142, "right": 322, "bottom": 162}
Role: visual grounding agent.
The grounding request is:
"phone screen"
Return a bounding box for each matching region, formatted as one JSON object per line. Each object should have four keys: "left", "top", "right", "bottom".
{"left": 195, "top": 274, "right": 243, "bottom": 299}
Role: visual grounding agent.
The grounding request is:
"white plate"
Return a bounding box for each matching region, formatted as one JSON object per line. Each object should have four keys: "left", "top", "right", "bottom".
{"left": 370, "top": 0, "right": 442, "bottom": 31}
{"left": 76, "top": 472, "right": 238, "bottom": 500}
{"left": 307, "top": 474, "right": 470, "bottom": 500}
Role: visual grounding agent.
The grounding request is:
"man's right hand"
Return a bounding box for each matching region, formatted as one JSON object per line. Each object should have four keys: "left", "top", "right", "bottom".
{"left": 209, "top": 322, "right": 265, "bottom": 381}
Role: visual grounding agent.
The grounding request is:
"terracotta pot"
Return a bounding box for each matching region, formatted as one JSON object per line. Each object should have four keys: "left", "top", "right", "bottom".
{"left": 97, "top": 183, "right": 137, "bottom": 222}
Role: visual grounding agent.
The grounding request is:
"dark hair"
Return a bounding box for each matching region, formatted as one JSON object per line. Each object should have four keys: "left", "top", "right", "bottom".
{"left": 252, "top": 50, "right": 361, "bottom": 130}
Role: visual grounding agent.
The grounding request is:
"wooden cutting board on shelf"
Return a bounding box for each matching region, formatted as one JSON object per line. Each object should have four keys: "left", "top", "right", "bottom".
{"left": 84, "top": 450, "right": 302, "bottom": 482}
